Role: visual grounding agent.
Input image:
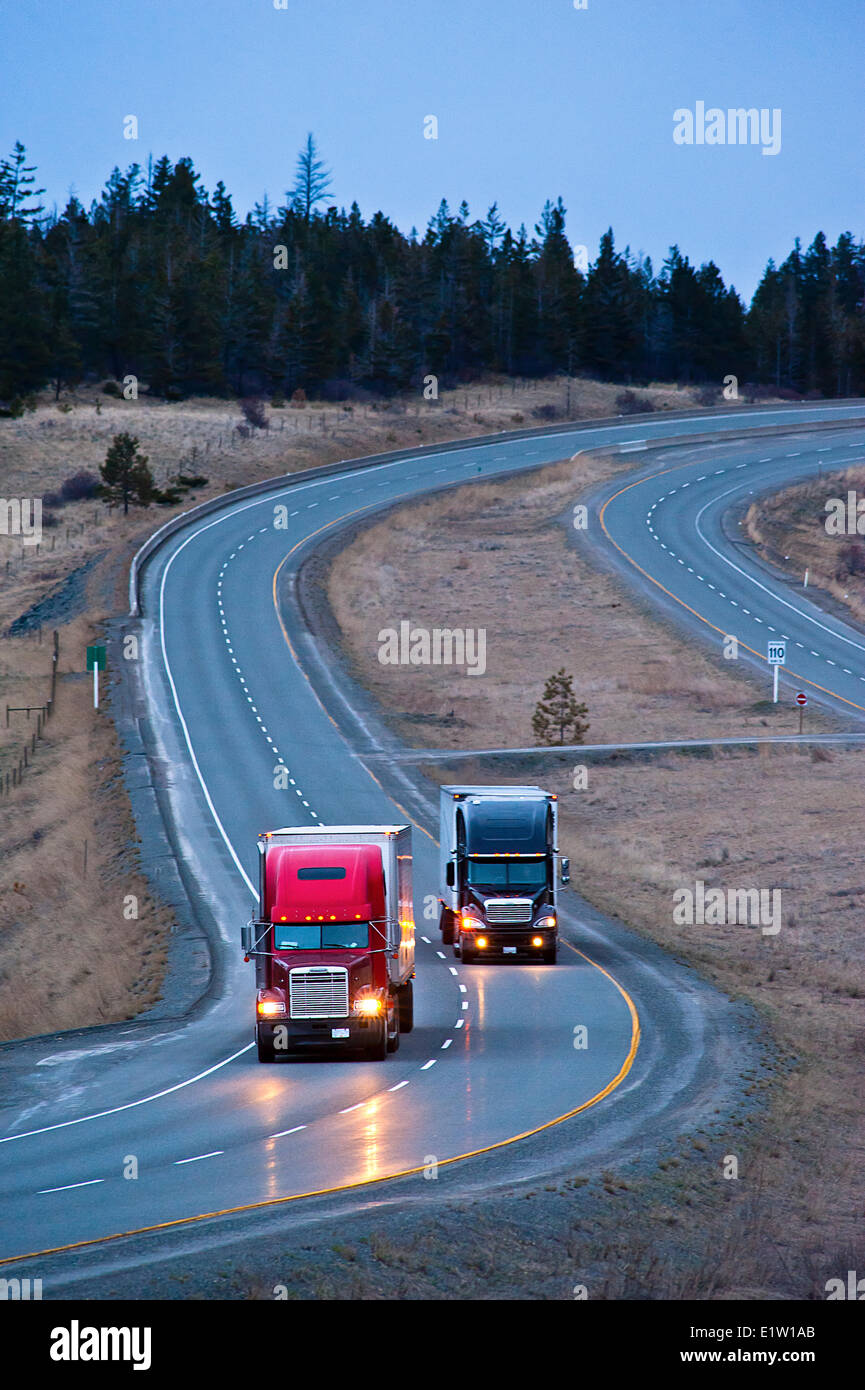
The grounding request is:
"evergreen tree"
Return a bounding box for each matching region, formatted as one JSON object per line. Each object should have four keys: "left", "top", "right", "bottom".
{"left": 287, "top": 134, "right": 332, "bottom": 224}
{"left": 100, "top": 433, "right": 154, "bottom": 514}
{"left": 0, "top": 218, "right": 50, "bottom": 396}
{"left": 533, "top": 198, "right": 582, "bottom": 374}
{"left": 532, "top": 670, "right": 589, "bottom": 745}
{"left": 0, "top": 142, "right": 45, "bottom": 223}
{"left": 583, "top": 229, "right": 641, "bottom": 379}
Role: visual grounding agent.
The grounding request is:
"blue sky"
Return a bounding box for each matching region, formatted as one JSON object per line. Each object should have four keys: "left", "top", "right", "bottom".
{"left": 2, "top": 0, "right": 862, "bottom": 300}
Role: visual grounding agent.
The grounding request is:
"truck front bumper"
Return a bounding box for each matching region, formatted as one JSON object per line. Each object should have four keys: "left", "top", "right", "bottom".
{"left": 256, "top": 1016, "right": 381, "bottom": 1050}
{"left": 462, "top": 928, "right": 556, "bottom": 958}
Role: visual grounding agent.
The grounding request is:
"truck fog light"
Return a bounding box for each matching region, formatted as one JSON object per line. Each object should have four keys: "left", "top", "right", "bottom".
{"left": 532, "top": 936, "right": 543, "bottom": 948}
{"left": 476, "top": 936, "right": 488, "bottom": 948}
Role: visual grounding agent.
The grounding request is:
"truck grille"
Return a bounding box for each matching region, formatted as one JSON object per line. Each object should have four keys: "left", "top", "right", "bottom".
{"left": 289, "top": 967, "right": 349, "bottom": 1019}
{"left": 483, "top": 898, "right": 533, "bottom": 925}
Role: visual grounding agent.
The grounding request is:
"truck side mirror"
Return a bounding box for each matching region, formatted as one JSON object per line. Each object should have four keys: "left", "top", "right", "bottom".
{"left": 446, "top": 861, "right": 455, "bottom": 888}
{"left": 560, "top": 858, "right": 570, "bottom": 885}
{"left": 241, "top": 923, "right": 253, "bottom": 954}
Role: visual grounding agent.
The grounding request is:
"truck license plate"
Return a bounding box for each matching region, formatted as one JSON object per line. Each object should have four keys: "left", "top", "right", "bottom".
{"left": 503, "top": 946, "right": 517, "bottom": 954}
{"left": 331, "top": 1028, "right": 350, "bottom": 1038}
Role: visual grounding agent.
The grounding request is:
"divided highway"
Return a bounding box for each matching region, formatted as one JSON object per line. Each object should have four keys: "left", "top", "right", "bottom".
{"left": 1, "top": 401, "right": 863, "bottom": 1281}
{"left": 592, "top": 432, "right": 865, "bottom": 717}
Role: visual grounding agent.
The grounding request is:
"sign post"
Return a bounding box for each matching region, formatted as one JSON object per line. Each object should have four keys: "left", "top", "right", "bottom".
{"left": 767, "top": 641, "right": 786, "bottom": 703}
{"left": 796, "top": 690, "right": 807, "bottom": 734}
{"left": 86, "top": 644, "right": 107, "bottom": 709}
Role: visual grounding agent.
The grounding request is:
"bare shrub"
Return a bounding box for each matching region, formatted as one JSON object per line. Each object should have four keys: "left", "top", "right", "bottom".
{"left": 60, "top": 470, "right": 100, "bottom": 502}
{"left": 239, "top": 396, "right": 269, "bottom": 430}
{"left": 616, "top": 389, "right": 655, "bottom": 414}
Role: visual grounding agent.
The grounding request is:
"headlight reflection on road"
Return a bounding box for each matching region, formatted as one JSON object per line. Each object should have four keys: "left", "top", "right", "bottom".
{"left": 364, "top": 1100, "right": 379, "bottom": 1179}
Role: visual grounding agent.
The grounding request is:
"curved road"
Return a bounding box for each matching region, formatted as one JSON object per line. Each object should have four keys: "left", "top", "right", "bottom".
{"left": 1, "top": 401, "right": 863, "bottom": 1281}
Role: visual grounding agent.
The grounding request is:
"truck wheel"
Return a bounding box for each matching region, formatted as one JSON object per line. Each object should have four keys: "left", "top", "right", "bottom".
{"left": 439, "top": 907, "right": 455, "bottom": 945}
{"left": 458, "top": 935, "right": 475, "bottom": 964}
{"left": 542, "top": 945, "right": 558, "bottom": 964}
{"left": 366, "top": 1020, "right": 388, "bottom": 1061}
{"left": 397, "top": 980, "right": 414, "bottom": 1034}
{"left": 256, "top": 1029, "right": 276, "bottom": 1063}
{"left": 386, "top": 1002, "right": 400, "bottom": 1053}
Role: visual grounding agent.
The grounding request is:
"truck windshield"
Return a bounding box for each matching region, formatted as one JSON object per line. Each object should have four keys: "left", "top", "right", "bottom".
{"left": 274, "top": 923, "right": 370, "bottom": 950}
{"left": 466, "top": 858, "right": 547, "bottom": 890}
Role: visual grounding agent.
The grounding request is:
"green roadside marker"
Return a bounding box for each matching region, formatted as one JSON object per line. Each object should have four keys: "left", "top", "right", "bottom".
{"left": 87, "top": 644, "right": 107, "bottom": 707}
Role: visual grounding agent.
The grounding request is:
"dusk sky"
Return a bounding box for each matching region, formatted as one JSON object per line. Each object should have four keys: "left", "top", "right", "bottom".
{"left": 2, "top": 0, "right": 862, "bottom": 300}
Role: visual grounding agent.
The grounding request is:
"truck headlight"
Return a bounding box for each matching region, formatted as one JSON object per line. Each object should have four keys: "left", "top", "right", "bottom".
{"left": 539, "top": 915, "right": 556, "bottom": 929}
{"left": 355, "top": 997, "right": 382, "bottom": 1016}
{"left": 257, "top": 998, "right": 285, "bottom": 1017}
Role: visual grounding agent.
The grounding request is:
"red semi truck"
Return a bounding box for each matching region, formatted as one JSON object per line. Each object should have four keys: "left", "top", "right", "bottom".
{"left": 241, "top": 825, "right": 415, "bottom": 1062}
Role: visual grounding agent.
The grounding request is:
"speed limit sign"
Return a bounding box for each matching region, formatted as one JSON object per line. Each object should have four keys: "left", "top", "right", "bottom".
{"left": 767, "top": 641, "right": 786, "bottom": 703}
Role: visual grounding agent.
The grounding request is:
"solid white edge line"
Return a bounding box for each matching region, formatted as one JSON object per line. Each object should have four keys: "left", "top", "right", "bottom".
{"left": 39, "top": 1179, "right": 105, "bottom": 1194}
{"left": 1, "top": 1042, "right": 254, "bottom": 1144}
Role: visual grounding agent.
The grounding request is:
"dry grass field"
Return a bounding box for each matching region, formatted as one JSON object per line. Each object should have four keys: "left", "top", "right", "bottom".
{"left": 0, "top": 616, "right": 172, "bottom": 1038}
{"left": 746, "top": 464, "right": 865, "bottom": 624}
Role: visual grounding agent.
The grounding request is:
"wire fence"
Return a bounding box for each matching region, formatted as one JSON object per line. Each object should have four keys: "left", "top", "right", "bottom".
{"left": 0, "top": 629, "right": 59, "bottom": 798}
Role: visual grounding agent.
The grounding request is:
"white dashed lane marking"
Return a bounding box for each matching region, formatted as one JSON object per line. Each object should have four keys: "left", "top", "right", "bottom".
{"left": 640, "top": 444, "right": 863, "bottom": 689}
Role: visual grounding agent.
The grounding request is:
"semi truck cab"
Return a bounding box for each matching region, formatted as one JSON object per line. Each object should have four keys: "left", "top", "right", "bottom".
{"left": 438, "top": 786, "right": 568, "bottom": 964}
{"left": 242, "top": 826, "right": 414, "bottom": 1061}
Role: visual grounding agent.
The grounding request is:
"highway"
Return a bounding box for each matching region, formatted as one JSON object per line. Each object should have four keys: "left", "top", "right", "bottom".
{"left": 1, "top": 400, "right": 863, "bottom": 1285}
